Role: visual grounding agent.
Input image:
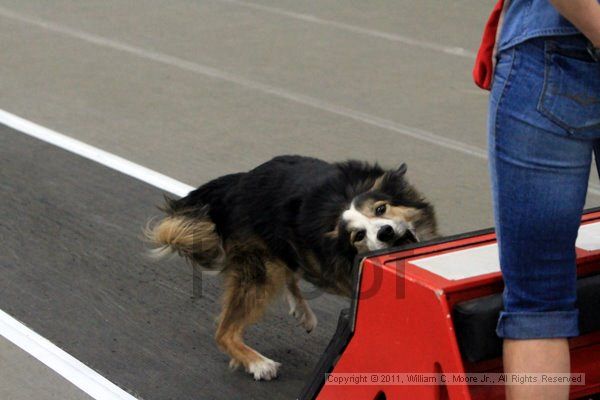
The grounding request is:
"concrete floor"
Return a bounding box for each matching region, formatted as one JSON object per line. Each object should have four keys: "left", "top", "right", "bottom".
{"left": 0, "top": 129, "right": 352, "bottom": 399}
{"left": 0, "top": 336, "right": 93, "bottom": 400}
{"left": 1, "top": 1, "right": 600, "bottom": 399}
{"left": 1, "top": 0, "right": 597, "bottom": 234}
{"left": 0, "top": 0, "right": 503, "bottom": 236}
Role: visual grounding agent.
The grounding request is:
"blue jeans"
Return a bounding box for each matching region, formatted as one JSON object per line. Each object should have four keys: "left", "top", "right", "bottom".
{"left": 489, "top": 34, "right": 600, "bottom": 339}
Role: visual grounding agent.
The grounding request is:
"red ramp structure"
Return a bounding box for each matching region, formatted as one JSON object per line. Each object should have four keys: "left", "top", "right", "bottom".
{"left": 299, "top": 209, "right": 600, "bottom": 400}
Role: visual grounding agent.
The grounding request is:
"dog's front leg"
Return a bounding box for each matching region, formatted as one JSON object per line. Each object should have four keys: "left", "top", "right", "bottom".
{"left": 285, "top": 273, "right": 318, "bottom": 333}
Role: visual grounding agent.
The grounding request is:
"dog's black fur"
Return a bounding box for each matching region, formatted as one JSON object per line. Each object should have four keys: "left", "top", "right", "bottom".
{"left": 159, "top": 155, "right": 435, "bottom": 293}
{"left": 147, "top": 155, "right": 437, "bottom": 379}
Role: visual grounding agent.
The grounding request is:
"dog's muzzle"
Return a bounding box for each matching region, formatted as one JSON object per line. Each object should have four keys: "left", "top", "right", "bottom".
{"left": 377, "top": 225, "right": 396, "bottom": 242}
{"left": 391, "top": 229, "right": 418, "bottom": 247}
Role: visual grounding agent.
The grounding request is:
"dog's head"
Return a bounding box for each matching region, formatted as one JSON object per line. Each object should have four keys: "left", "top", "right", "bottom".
{"left": 297, "top": 160, "right": 437, "bottom": 296}
{"left": 327, "top": 162, "right": 437, "bottom": 256}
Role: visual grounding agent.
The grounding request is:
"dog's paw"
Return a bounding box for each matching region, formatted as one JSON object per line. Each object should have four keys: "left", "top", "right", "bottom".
{"left": 229, "top": 358, "right": 241, "bottom": 371}
{"left": 247, "top": 357, "right": 281, "bottom": 381}
{"left": 290, "top": 305, "right": 318, "bottom": 333}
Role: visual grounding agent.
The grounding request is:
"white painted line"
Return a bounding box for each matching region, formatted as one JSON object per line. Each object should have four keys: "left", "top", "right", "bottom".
{"left": 0, "top": 109, "right": 194, "bottom": 197}
{"left": 2, "top": 5, "right": 600, "bottom": 197}
{"left": 0, "top": 5, "right": 487, "bottom": 160}
{"left": 216, "top": 0, "right": 476, "bottom": 58}
{"left": 410, "top": 244, "right": 500, "bottom": 280}
{"left": 576, "top": 221, "right": 600, "bottom": 251}
{"left": 0, "top": 110, "right": 191, "bottom": 396}
{"left": 0, "top": 309, "right": 138, "bottom": 400}
{"left": 5, "top": 3, "right": 600, "bottom": 200}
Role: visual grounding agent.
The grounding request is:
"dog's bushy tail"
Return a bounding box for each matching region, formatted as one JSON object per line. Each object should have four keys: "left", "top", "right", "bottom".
{"left": 144, "top": 197, "right": 223, "bottom": 268}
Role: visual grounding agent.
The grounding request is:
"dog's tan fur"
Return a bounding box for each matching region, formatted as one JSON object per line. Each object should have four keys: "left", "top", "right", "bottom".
{"left": 146, "top": 223, "right": 311, "bottom": 379}
{"left": 145, "top": 214, "right": 223, "bottom": 266}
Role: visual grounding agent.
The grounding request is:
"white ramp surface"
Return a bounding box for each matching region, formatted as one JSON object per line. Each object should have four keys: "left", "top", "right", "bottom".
{"left": 409, "top": 244, "right": 500, "bottom": 280}
{"left": 410, "top": 222, "right": 600, "bottom": 280}
{"left": 576, "top": 222, "right": 600, "bottom": 251}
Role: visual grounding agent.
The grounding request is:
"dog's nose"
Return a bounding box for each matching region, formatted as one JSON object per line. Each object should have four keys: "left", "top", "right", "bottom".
{"left": 377, "top": 225, "right": 395, "bottom": 242}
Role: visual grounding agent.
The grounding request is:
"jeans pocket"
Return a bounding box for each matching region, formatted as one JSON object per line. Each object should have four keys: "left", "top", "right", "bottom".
{"left": 537, "top": 41, "right": 600, "bottom": 137}
{"left": 490, "top": 48, "right": 516, "bottom": 106}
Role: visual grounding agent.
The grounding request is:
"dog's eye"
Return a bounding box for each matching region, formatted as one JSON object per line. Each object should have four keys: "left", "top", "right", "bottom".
{"left": 375, "top": 204, "right": 386, "bottom": 216}
{"left": 354, "top": 230, "right": 366, "bottom": 242}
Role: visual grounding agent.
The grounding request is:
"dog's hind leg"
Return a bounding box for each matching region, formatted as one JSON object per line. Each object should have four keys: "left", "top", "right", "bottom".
{"left": 215, "top": 252, "right": 286, "bottom": 381}
{"left": 285, "top": 272, "right": 318, "bottom": 333}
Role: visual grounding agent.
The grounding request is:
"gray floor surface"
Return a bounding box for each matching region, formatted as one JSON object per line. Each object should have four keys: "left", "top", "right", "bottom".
{"left": 0, "top": 336, "right": 93, "bottom": 400}
{"left": 0, "top": 0, "right": 500, "bottom": 236}
{"left": 1, "top": 0, "right": 598, "bottom": 235}
{"left": 2, "top": 1, "right": 600, "bottom": 399}
{"left": 1, "top": 127, "right": 348, "bottom": 399}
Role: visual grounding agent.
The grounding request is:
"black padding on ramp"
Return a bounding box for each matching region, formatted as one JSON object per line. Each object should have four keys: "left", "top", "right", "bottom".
{"left": 453, "top": 273, "right": 600, "bottom": 363}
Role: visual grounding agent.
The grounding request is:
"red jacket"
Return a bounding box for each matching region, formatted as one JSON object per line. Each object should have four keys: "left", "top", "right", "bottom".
{"left": 473, "top": 0, "right": 506, "bottom": 90}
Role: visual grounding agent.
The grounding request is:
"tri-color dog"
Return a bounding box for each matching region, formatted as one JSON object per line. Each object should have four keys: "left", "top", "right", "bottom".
{"left": 146, "top": 155, "right": 437, "bottom": 380}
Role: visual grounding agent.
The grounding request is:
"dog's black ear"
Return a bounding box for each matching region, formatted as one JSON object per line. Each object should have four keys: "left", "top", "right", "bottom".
{"left": 377, "top": 163, "right": 410, "bottom": 197}
{"left": 395, "top": 163, "right": 407, "bottom": 176}
{"left": 381, "top": 163, "right": 407, "bottom": 183}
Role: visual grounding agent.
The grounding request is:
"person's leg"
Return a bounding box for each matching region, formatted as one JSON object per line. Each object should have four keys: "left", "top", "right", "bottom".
{"left": 488, "top": 37, "right": 595, "bottom": 399}
{"left": 503, "top": 338, "right": 570, "bottom": 399}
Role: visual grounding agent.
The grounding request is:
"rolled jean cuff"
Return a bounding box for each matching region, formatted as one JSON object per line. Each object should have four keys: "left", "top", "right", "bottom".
{"left": 496, "top": 310, "right": 579, "bottom": 339}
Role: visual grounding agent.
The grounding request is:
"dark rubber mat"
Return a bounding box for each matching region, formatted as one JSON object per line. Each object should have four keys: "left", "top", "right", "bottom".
{"left": 0, "top": 125, "right": 348, "bottom": 400}
{"left": 453, "top": 273, "right": 600, "bottom": 363}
